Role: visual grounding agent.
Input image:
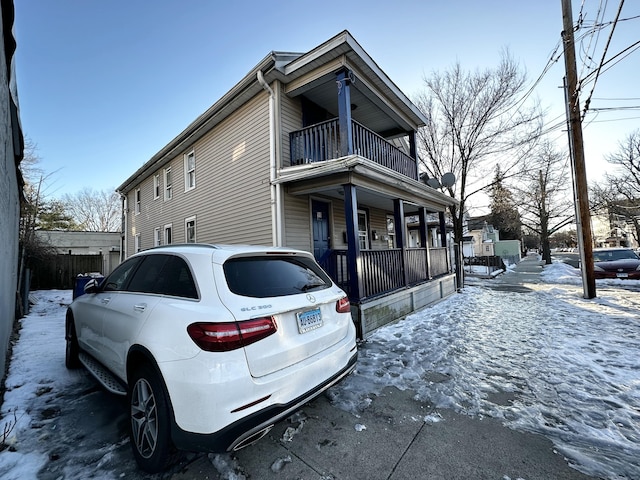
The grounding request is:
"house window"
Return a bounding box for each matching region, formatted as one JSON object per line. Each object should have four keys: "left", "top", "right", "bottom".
{"left": 134, "top": 233, "right": 141, "bottom": 253}
{"left": 164, "top": 224, "right": 172, "bottom": 245}
{"left": 154, "top": 227, "right": 161, "bottom": 246}
{"left": 153, "top": 174, "right": 160, "bottom": 200}
{"left": 164, "top": 167, "right": 172, "bottom": 201}
{"left": 184, "top": 150, "right": 195, "bottom": 191}
{"left": 134, "top": 189, "right": 141, "bottom": 215}
{"left": 357, "top": 210, "right": 369, "bottom": 250}
{"left": 185, "top": 216, "right": 196, "bottom": 243}
{"left": 386, "top": 215, "right": 396, "bottom": 249}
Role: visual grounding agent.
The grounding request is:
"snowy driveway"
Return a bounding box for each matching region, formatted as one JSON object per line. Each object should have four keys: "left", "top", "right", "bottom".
{"left": 1, "top": 260, "right": 639, "bottom": 479}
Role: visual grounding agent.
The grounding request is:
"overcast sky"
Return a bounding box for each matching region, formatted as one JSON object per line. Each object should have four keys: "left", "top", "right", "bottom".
{"left": 13, "top": 0, "right": 640, "bottom": 201}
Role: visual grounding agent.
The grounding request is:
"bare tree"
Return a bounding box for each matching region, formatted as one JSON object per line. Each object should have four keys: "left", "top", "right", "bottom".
{"left": 590, "top": 130, "right": 640, "bottom": 246}
{"left": 414, "top": 51, "right": 542, "bottom": 279}
{"left": 61, "top": 187, "right": 121, "bottom": 232}
{"left": 516, "top": 141, "right": 574, "bottom": 264}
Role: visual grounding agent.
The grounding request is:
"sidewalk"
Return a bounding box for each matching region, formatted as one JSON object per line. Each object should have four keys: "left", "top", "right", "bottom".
{"left": 170, "top": 387, "right": 592, "bottom": 480}
{"left": 167, "top": 255, "right": 595, "bottom": 480}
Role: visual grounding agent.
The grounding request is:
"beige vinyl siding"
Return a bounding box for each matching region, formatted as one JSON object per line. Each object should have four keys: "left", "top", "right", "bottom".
{"left": 123, "top": 91, "right": 273, "bottom": 257}
{"left": 283, "top": 192, "right": 311, "bottom": 251}
{"left": 279, "top": 93, "right": 302, "bottom": 168}
{"left": 368, "top": 208, "right": 391, "bottom": 250}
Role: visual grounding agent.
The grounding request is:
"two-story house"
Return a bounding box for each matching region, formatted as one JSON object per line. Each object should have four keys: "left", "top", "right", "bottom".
{"left": 116, "top": 30, "right": 458, "bottom": 337}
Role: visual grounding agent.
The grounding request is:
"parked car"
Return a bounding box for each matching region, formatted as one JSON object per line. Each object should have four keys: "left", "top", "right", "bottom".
{"left": 592, "top": 247, "right": 640, "bottom": 279}
{"left": 65, "top": 244, "right": 357, "bottom": 472}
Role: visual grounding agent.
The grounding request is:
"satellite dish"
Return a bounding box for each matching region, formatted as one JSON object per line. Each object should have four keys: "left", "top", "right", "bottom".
{"left": 426, "top": 178, "right": 441, "bottom": 189}
{"left": 441, "top": 172, "right": 456, "bottom": 187}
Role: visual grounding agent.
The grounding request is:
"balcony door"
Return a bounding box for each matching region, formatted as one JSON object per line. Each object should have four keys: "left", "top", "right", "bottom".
{"left": 312, "top": 200, "right": 330, "bottom": 261}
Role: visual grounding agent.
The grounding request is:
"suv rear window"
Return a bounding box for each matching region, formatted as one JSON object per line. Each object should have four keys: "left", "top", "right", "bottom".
{"left": 223, "top": 256, "right": 332, "bottom": 298}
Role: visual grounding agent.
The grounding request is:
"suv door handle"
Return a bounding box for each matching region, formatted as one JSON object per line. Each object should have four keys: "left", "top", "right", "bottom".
{"left": 133, "top": 303, "right": 147, "bottom": 313}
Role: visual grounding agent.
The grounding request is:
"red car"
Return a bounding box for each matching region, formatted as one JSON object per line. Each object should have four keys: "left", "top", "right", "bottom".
{"left": 592, "top": 248, "right": 640, "bottom": 279}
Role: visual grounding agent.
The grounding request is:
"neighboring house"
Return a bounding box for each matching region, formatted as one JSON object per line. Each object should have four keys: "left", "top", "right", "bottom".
{"left": 35, "top": 230, "right": 121, "bottom": 276}
{"left": 465, "top": 217, "right": 497, "bottom": 256}
{"left": 116, "top": 31, "right": 458, "bottom": 337}
{"left": 465, "top": 217, "right": 521, "bottom": 265}
{"left": 0, "top": 0, "right": 23, "bottom": 382}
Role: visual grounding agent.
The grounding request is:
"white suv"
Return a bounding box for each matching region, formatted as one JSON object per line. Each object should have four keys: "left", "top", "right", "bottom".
{"left": 65, "top": 244, "right": 357, "bottom": 472}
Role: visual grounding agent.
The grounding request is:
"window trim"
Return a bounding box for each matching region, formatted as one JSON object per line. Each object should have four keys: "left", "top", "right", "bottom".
{"left": 134, "top": 188, "right": 141, "bottom": 215}
{"left": 153, "top": 174, "right": 160, "bottom": 200}
{"left": 184, "top": 149, "right": 195, "bottom": 192}
{"left": 164, "top": 167, "right": 173, "bottom": 201}
{"left": 134, "top": 233, "right": 141, "bottom": 253}
{"left": 164, "top": 223, "right": 173, "bottom": 245}
{"left": 185, "top": 216, "right": 196, "bottom": 243}
{"left": 357, "top": 209, "right": 370, "bottom": 250}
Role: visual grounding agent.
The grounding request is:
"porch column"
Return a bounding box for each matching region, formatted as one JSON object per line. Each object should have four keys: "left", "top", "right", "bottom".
{"left": 408, "top": 131, "right": 418, "bottom": 180}
{"left": 336, "top": 69, "right": 353, "bottom": 156}
{"left": 418, "top": 207, "right": 430, "bottom": 277}
{"left": 439, "top": 211, "right": 447, "bottom": 248}
{"left": 343, "top": 184, "right": 362, "bottom": 301}
{"left": 394, "top": 199, "right": 409, "bottom": 286}
{"left": 439, "top": 211, "right": 450, "bottom": 271}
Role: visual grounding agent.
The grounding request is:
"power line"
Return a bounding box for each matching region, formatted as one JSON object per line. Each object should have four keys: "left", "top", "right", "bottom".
{"left": 581, "top": 0, "right": 626, "bottom": 118}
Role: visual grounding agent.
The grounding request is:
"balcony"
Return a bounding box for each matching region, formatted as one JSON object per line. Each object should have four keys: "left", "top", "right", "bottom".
{"left": 289, "top": 119, "right": 418, "bottom": 180}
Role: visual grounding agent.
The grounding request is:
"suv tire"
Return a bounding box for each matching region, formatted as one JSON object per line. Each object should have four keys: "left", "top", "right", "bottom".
{"left": 129, "top": 363, "right": 174, "bottom": 473}
{"left": 65, "top": 314, "right": 80, "bottom": 369}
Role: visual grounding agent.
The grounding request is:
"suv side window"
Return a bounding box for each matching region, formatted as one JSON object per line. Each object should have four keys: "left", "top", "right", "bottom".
{"left": 156, "top": 255, "right": 199, "bottom": 299}
{"left": 102, "top": 257, "right": 143, "bottom": 292}
{"left": 127, "top": 254, "right": 169, "bottom": 293}
{"left": 126, "top": 254, "right": 198, "bottom": 299}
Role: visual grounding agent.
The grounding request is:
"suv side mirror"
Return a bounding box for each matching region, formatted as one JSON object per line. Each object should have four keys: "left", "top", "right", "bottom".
{"left": 84, "top": 278, "right": 99, "bottom": 294}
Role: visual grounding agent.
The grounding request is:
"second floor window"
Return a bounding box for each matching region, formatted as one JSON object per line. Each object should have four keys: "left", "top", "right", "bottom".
{"left": 134, "top": 189, "right": 141, "bottom": 215}
{"left": 164, "top": 224, "right": 172, "bottom": 245}
{"left": 154, "top": 227, "right": 161, "bottom": 246}
{"left": 184, "top": 150, "right": 195, "bottom": 191}
{"left": 164, "top": 167, "right": 172, "bottom": 201}
{"left": 153, "top": 174, "right": 160, "bottom": 199}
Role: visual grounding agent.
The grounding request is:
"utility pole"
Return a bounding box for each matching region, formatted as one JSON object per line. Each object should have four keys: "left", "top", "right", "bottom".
{"left": 561, "top": 0, "right": 596, "bottom": 299}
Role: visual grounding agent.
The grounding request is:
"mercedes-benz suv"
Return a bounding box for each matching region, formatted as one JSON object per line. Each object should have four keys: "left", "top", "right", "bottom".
{"left": 65, "top": 244, "right": 357, "bottom": 472}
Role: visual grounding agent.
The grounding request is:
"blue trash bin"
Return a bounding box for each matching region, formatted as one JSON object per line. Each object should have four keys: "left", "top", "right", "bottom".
{"left": 73, "top": 273, "right": 104, "bottom": 300}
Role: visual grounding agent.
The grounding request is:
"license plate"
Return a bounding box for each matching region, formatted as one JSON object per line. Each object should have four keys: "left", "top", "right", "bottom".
{"left": 296, "top": 308, "right": 322, "bottom": 333}
{"left": 616, "top": 273, "right": 628, "bottom": 278}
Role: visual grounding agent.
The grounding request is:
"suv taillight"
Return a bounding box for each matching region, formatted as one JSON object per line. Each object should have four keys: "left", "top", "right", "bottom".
{"left": 336, "top": 296, "right": 350, "bottom": 313}
{"left": 187, "top": 317, "right": 277, "bottom": 352}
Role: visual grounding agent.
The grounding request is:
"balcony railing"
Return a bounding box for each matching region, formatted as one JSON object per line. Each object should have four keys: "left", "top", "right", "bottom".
{"left": 319, "top": 247, "right": 450, "bottom": 302}
{"left": 289, "top": 119, "right": 418, "bottom": 180}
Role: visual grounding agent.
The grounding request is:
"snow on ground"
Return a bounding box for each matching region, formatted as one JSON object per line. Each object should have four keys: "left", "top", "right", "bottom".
{"left": 1, "top": 260, "right": 639, "bottom": 479}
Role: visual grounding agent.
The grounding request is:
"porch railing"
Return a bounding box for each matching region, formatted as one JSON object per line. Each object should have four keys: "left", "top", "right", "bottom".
{"left": 429, "top": 247, "right": 449, "bottom": 277}
{"left": 320, "top": 247, "right": 450, "bottom": 302}
{"left": 289, "top": 119, "right": 418, "bottom": 180}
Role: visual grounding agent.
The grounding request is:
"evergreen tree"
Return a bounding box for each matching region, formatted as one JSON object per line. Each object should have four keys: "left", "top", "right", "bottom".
{"left": 37, "top": 199, "right": 80, "bottom": 231}
{"left": 488, "top": 165, "right": 521, "bottom": 241}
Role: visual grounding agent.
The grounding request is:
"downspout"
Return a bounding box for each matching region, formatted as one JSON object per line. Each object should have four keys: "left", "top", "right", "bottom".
{"left": 257, "top": 70, "right": 282, "bottom": 246}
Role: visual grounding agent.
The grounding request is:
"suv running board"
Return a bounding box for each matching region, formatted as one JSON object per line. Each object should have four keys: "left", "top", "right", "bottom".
{"left": 79, "top": 352, "right": 127, "bottom": 396}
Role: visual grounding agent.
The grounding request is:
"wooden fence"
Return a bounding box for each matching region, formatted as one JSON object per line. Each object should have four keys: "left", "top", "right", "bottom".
{"left": 30, "top": 254, "right": 104, "bottom": 290}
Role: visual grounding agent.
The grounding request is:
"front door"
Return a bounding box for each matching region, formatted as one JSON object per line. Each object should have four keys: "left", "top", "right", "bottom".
{"left": 312, "top": 200, "right": 330, "bottom": 260}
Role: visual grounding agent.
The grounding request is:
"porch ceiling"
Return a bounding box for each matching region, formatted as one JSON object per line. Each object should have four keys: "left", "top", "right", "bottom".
{"left": 279, "top": 156, "right": 456, "bottom": 214}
